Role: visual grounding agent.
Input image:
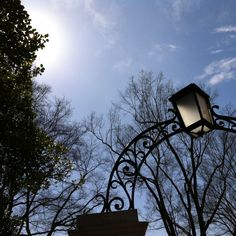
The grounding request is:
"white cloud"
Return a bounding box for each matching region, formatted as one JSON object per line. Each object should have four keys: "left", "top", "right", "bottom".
{"left": 148, "top": 43, "right": 177, "bottom": 57}
{"left": 83, "top": 0, "right": 119, "bottom": 47}
{"left": 156, "top": 0, "right": 201, "bottom": 20}
{"left": 84, "top": 0, "right": 114, "bottom": 31}
{"left": 212, "top": 26, "right": 236, "bottom": 53}
{"left": 215, "top": 25, "right": 236, "bottom": 33}
{"left": 196, "top": 57, "right": 236, "bottom": 85}
{"left": 211, "top": 49, "right": 223, "bottom": 54}
{"left": 168, "top": 44, "right": 178, "bottom": 50}
{"left": 172, "top": 0, "right": 194, "bottom": 19}
{"left": 113, "top": 58, "right": 132, "bottom": 72}
{"left": 50, "top": 0, "right": 81, "bottom": 9}
{"left": 155, "top": 43, "right": 177, "bottom": 51}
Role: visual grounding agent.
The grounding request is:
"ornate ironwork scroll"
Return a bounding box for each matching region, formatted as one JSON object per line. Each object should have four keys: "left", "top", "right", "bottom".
{"left": 90, "top": 105, "right": 236, "bottom": 213}
{"left": 96, "top": 111, "right": 184, "bottom": 213}
{"left": 212, "top": 105, "right": 236, "bottom": 134}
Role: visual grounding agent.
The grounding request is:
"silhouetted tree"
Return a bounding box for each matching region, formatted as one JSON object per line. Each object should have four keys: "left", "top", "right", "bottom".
{"left": 14, "top": 83, "right": 105, "bottom": 235}
{"left": 87, "top": 71, "right": 236, "bottom": 236}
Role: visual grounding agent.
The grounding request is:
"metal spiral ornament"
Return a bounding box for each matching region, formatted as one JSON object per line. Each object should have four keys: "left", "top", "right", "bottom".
{"left": 99, "top": 111, "right": 184, "bottom": 212}
{"left": 212, "top": 105, "right": 236, "bottom": 133}
{"left": 87, "top": 105, "right": 236, "bottom": 213}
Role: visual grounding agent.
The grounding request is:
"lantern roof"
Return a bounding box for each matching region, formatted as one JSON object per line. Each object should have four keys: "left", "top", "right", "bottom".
{"left": 169, "top": 83, "right": 210, "bottom": 103}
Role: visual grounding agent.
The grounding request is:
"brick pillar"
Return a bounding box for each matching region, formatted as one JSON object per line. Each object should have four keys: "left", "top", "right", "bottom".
{"left": 68, "top": 209, "right": 148, "bottom": 236}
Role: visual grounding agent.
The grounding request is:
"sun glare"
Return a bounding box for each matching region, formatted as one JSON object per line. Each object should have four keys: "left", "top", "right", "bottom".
{"left": 28, "top": 10, "right": 66, "bottom": 71}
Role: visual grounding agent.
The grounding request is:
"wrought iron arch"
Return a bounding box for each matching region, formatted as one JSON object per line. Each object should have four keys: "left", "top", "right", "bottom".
{"left": 92, "top": 106, "right": 236, "bottom": 213}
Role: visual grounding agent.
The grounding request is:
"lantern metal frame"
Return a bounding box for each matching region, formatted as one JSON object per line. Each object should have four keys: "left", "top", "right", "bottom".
{"left": 169, "top": 83, "right": 214, "bottom": 137}
{"left": 85, "top": 87, "right": 236, "bottom": 214}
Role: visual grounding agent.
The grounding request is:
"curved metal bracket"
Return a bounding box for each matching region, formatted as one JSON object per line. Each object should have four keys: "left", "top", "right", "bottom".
{"left": 212, "top": 105, "right": 236, "bottom": 134}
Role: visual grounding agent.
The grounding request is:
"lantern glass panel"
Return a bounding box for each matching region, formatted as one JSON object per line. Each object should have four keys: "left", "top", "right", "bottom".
{"left": 196, "top": 93, "right": 213, "bottom": 124}
{"left": 175, "top": 93, "right": 200, "bottom": 128}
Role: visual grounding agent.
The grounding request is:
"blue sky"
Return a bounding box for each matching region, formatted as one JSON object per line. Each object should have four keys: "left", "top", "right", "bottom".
{"left": 21, "top": 0, "right": 236, "bottom": 235}
{"left": 22, "top": 0, "right": 236, "bottom": 120}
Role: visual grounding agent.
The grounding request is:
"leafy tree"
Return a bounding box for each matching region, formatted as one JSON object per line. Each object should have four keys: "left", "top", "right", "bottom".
{"left": 87, "top": 71, "right": 236, "bottom": 236}
{"left": 0, "top": 0, "right": 49, "bottom": 233}
{"left": 0, "top": 1, "right": 106, "bottom": 235}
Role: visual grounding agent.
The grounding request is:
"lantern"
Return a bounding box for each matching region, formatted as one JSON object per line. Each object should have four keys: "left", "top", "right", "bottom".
{"left": 169, "top": 83, "right": 214, "bottom": 137}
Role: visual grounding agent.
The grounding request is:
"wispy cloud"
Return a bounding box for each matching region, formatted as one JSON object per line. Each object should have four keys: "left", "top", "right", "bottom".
{"left": 172, "top": 0, "right": 199, "bottom": 19}
{"left": 196, "top": 57, "right": 236, "bottom": 85}
{"left": 215, "top": 25, "right": 236, "bottom": 33}
{"left": 83, "top": 0, "right": 119, "bottom": 47}
{"left": 113, "top": 58, "right": 132, "bottom": 72}
{"left": 156, "top": 0, "right": 201, "bottom": 20}
{"left": 211, "top": 49, "right": 223, "bottom": 54}
{"left": 155, "top": 43, "right": 177, "bottom": 51}
{"left": 212, "top": 25, "right": 236, "bottom": 54}
{"left": 84, "top": 0, "right": 114, "bottom": 31}
{"left": 148, "top": 43, "right": 177, "bottom": 57}
{"left": 51, "top": 0, "right": 81, "bottom": 10}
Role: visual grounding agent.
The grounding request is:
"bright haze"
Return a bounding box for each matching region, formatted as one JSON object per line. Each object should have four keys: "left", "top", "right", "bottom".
{"left": 22, "top": 1, "right": 236, "bottom": 235}
{"left": 22, "top": 0, "right": 236, "bottom": 119}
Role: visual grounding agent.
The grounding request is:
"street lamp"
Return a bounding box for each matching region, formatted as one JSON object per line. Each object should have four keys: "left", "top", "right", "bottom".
{"left": 169, "top": 83, "right": 214, "bottom": 137}
{"left": 69, "top": 83, "right": 236, "bottom": 236}
{"left": 94, "top": 83, "right": 236, "bottom": 214}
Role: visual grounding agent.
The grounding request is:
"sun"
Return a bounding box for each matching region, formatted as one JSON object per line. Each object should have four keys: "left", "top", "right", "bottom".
{"left": 27, "top": 9, "right": 66, "bottom": 71}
